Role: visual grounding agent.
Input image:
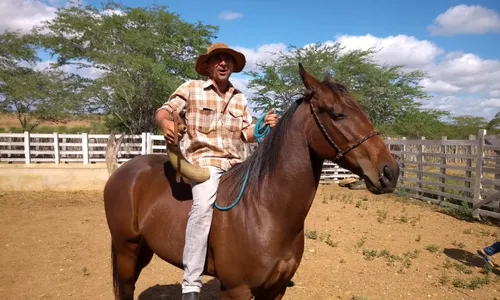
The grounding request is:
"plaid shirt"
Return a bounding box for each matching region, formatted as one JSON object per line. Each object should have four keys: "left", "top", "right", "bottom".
{"left": 157, "top": 79, "right": 254, "bottom": 171}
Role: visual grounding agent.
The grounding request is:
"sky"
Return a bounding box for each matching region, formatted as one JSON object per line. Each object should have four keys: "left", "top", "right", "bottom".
{"left": 1, "top": 0, "right": 500, "bottom": 120}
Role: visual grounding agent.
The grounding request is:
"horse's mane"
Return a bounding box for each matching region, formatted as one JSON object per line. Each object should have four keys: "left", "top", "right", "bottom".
{"left": 221, "top": 79, "right": 355, "bottom": 202}
{"left": 221, "top": 97, "right": 304, "bottom": 198}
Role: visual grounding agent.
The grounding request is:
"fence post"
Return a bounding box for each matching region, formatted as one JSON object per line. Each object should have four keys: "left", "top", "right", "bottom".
{"left": 24, "top": 131, "right": 30, "bottom": 164}
{"left": 141, "top": 132, "right": 147, "bottom": 155}
{"left": 465, "top": 135, "right": 475, "bottom": 198}
{"left": 82, "top": 132, "right": 89, "bottom": 164}
{"left": 472, "top": 129, "right": 486, "bottom": 219}
{"left": 401, "top": 137, "right": 406, "bottom": 183}
{"left": 146, "top": 132, "right": 153, "bottom": 154}
{"left": 439, "top": 136, "right": 447, "bottom": 201}
{"left": 53, "top": 132, "right": 60, "bottom": 165}
{"left": 417, "top": 136, "right": 425, "bottom": 196}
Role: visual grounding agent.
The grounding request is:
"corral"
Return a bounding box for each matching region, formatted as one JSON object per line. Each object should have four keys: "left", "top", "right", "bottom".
{"left": 1, "top": 187, "right": 499, "bottom": 300}
{"left": 1, "top": 131, "right": 499, "bottom": 299}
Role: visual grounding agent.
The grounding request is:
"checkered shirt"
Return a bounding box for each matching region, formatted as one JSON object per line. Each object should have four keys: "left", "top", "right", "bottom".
{"left": 157, "top": 79, "right": 254, "bottom": 171}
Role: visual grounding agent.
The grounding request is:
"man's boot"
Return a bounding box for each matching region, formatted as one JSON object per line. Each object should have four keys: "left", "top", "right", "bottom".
{"left": 181, "top": 292, "right": 199, "bottom": 300}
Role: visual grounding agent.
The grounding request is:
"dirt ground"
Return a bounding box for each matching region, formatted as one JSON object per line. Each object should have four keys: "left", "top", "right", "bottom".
{"left": 1, "top": 185, "right": 499, "bottom": 300}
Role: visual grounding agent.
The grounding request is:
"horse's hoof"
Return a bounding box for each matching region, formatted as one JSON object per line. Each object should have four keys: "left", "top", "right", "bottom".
{"left": 287, "top": 280, "right": 295, "bottom": 287}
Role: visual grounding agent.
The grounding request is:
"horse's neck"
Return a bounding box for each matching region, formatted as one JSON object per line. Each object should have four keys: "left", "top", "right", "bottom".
{"left": 251, "top": 105, "right": 324, "bottom": 229}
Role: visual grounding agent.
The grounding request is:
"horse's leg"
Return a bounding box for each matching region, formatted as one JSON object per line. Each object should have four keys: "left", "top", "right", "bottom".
{"left": 135, "top": 241, "right": 154, "bottom": 281}
{"left": 220, "top": 285, "right": 254, "bottom": 300}
{"left": 254, "top": 286, "right": 287, "bottom": 300}
{"left": 111, "top": 240, "right": 153, "bottom": 300}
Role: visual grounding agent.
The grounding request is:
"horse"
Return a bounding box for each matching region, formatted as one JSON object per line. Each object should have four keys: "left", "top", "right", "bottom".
{"left": 103, "top": 63, "right": 400, "bottom": 300}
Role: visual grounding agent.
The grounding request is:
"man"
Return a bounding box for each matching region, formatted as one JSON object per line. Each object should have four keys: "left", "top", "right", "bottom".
{"left": 155, "top": 43, "right": 278, "bottom": 300}
{"left": 477, "top": 241, "right": 499, "bottom": 268}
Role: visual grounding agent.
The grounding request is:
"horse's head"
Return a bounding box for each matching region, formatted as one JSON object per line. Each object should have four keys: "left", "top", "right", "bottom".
{"left": 298, "top": 63, "right": 399, "bottom": 194}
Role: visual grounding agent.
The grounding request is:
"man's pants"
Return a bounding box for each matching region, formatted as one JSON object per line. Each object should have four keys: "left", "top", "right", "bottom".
{"left": 182, "top": 166, "right": 223, "bottom": 294}
{"left": 484, "top": 241, "right": 500, "bottom": 256}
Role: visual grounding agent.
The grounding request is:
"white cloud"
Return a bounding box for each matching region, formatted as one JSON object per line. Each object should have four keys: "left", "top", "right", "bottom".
{"left": 428, "top": 5, "right": 500, "bottom": 36}
{"left": 231, "top": 33, "right": 500, "bottom": 120}
{"left": 0, "top": 0, "right": 57, "bottom": 34}
{"left": 219, "top": 11, "right": 243, "bottom": 21}
{"left": 335, "top": 34, "right": 444, "bottom": 69}
{"left": 35, "top": 60, "right": 105, "bottom": 79}
{"left": 419, "top": 78, "right": 462, "bottom": 94}
{"left": 480, "top": 98, "right": 500, "bottom": 108}
{"left": 233, "top": 43, "right": 288, "bottom": 72}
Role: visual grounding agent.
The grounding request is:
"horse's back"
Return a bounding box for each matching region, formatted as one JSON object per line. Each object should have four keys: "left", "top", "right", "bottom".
{"left": 104, "top": 154, "right": 193, "bottom": 239}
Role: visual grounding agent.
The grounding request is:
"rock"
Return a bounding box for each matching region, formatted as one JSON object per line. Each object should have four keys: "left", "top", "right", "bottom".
{"left": 338, "top": 177, "right": 358, "bottom": 187}
{"left": 347, "top": 180, "right": 366, "bottom": 190}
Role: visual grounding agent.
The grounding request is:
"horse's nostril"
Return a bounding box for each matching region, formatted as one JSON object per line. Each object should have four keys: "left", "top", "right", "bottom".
{"left": 383, "top": 166, "right": 392, "bottom": 180}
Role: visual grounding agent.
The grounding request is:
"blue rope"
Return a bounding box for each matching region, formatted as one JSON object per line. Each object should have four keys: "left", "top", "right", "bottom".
{"left": 214, "top": 113, "right": 270, "bottom": 211}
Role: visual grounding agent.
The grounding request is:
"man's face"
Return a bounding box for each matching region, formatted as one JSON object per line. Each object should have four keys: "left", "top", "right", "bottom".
{"left": 205, "top": 52, "right": 234, "bottom": 82}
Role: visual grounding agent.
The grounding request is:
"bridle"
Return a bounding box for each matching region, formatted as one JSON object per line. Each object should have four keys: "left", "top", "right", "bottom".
{"left": 309, "top": 101, "right": 380, "bottom": 163}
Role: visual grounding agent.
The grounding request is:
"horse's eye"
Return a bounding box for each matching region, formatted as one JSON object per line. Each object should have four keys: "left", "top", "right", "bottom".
{"left": 329, "top": 111, "right": 346, "bottom": 120}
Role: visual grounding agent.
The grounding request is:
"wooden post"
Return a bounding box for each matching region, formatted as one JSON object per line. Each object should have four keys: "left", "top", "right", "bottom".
{"left": 53, "top": 132, "right": 60, "bottom": 165}
{"left": 401, "top": 137, "right": 406, "bottom": 183}
{"left": 146, "top": 132, "right": 152, "bottom": 154}
{"left": 24, "top": 131, "right": 30, "bottom": 164}
{"left": 465, "top": 135, "right": 474, "bottom": 198}
{"left": 82, "top": 133, "right": 89, "bottom": 164}
{"left": 417, "top": 137, "right": 425, "bottom": 196}
{"left": 472, "top": 129, "right": 486, "bottom": 219}
{"left": 439, "top": 136, "right": 447, "bottom": 201}
{"left": 141, "top": 132, "right": 147, "bottom": 155}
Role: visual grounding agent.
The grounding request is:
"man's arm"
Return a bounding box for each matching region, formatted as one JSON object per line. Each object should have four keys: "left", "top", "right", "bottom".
{"left": 155, "top": 81, "right": 191, "bottom": 143}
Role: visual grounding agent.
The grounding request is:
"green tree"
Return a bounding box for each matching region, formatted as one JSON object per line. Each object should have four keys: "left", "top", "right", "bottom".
{"left": 486, "top": 112, "right": 500, "bottom": 132}
{"left": 1, "top": 31, "right": 81, "bottom": 130}
{"left": 245, "top": 42, "right": 431, "bottom": 129}
{"left": 378, "top": 107, "right": 450, "bottom": 139}
{"left": 448, "top": 115, "right": 489, "bottom": 139}
{"left": 34, "top": 1, "right": 218, "bottom": 134}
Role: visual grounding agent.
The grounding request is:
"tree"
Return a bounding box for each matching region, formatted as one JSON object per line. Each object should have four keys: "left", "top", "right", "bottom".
{"left": 34, "top": 1, "right": 218, "bottom": 134}
{"left": 245, "top": 43, "right": 431, "bottom": 129}
{"left": 486, "top": 112, "right": 500, "bottom": 132}
{"left": 1, "top": 30, "right": 81, "bottom": 131}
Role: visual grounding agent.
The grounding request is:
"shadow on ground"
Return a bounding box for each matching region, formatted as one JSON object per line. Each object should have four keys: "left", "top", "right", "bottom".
{"left": 138, "top": 278, "right": 221, "bottom": 300}
{"left": 443, "top": 248, "right": 500, "bottom": 276}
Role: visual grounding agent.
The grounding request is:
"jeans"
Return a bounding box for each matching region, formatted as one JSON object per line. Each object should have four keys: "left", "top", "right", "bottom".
{"left": 182, "top": 166, "right": 223, "bottom": 294}
{"left": 483, "top": 241, "right": 500, "bottom": 256}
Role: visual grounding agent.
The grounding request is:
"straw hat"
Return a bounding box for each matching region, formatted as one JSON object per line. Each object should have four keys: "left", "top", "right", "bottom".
{"left": 195, "top": 43, "right": 246, "bottom": 76}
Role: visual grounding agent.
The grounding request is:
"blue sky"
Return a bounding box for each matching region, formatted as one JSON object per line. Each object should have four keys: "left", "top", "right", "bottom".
{"left": 112, "top": 0, "right": 500, "bottom": 59}
{"left": 2, "top": 0, "right": 500, "bottom": 121}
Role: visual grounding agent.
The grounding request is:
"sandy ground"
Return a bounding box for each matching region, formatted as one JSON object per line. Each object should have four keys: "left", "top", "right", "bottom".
{"left": 0, "top": 185, "right": 499, "bottom": 300}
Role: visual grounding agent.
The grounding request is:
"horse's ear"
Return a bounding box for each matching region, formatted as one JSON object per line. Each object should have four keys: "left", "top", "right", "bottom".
{"left": 299, "top": 62, "right": 321, "bottom": 97}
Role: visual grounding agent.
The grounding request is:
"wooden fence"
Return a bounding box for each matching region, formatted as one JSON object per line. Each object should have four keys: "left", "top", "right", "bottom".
{"left": 385, "top": 130, "right": 500, "bottom": 220}
{"left": 0, "top": 132, "right": 358, "bottom": 182}
{"left": 1, "top": 130, "right": 499, "bottom": 219}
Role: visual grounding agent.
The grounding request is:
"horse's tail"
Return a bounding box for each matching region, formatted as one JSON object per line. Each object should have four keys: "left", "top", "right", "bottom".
{"left": 111, "top": 244, "right": 120, "bottom": 298}
{"left": 105, "top": 132, "right": 124, "bottom": 177}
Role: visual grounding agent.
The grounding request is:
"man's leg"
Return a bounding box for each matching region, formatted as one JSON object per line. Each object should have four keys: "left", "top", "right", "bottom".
{"left": 477, "top": 241, "right": 500, "bottom": 267}
{"left": 182, "top": 166, "right": 223, "bottom": 295}
{"left": 484, "top": 241, "right": 500, "bottom": 256}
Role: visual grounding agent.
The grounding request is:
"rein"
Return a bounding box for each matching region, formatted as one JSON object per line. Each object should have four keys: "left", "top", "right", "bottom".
{"left": 214, "top": 113, "right": 269, "bottom": 211}
{"left": 309, "top": 102, "right": 380, "bottom": 162}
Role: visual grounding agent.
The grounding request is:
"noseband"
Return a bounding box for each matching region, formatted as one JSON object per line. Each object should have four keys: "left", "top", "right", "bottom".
{"left": 309, "top": 102, "right": 380, "bottom": 163}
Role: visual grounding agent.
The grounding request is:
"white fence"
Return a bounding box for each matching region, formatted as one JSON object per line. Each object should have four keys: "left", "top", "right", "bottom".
{"left": 0, "top": 132, "right": 359, "bottom": 182}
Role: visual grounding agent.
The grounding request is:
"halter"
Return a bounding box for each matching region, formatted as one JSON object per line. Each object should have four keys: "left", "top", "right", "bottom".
{"left": 309, "top": 101, "right": 380, "bottom": 163}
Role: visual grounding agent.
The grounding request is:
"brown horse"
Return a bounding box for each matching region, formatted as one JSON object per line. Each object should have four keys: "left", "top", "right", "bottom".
{"left": 103, "top": 63, "right": 400, "bottom": 300}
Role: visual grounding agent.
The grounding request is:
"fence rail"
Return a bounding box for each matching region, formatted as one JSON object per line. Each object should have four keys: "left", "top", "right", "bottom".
{"left": 1, "top": 130, "right": 499, "bottom": 219}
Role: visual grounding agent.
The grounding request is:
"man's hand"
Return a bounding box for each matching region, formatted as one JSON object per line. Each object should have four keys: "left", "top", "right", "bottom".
{"left": 264, "top": 108, "right": 279, "bottom": 128}
{"left": 161, "top": 119, "right": 187, "bottom": 144}
{"left": 156, "top": 109, "right": 186, "bottom": 144}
